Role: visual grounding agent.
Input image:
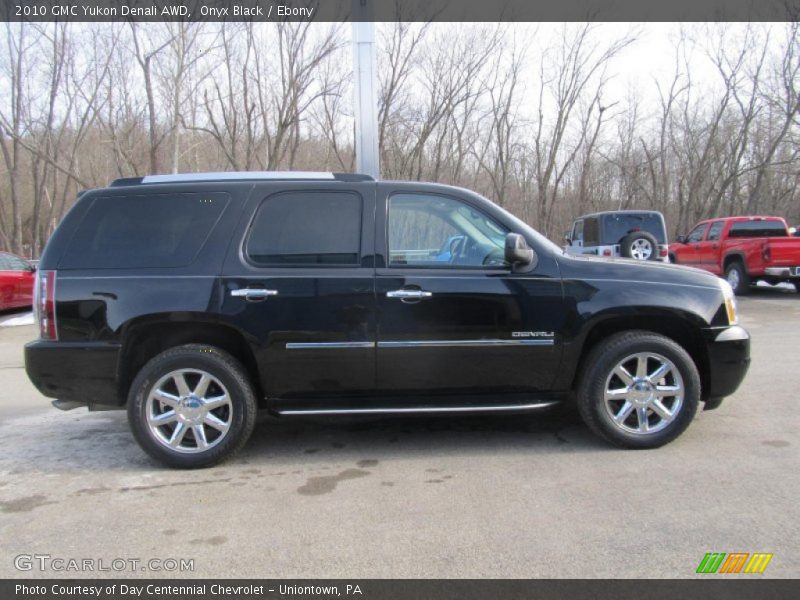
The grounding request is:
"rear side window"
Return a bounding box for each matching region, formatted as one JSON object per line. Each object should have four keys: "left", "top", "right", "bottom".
{"left": 583, "top": 218, "right": 600, "bottom": 246}
{"left": 246, "top": 191, "right": 362, "bottom": 266}
{"left": 707, "top": 221, "right": 724, "bottom": 241}
{"left": 60, "top": 193, "right": 229, "bottom": 269}
{"left": 729, "top": 221, "right": 787, "bottom": 238}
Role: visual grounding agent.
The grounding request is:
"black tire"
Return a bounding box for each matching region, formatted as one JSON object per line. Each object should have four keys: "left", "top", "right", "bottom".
{"left": 724, "top": 261, "right": 751, "bottom": 295}
{"left": 127, "top": 344, "right": 257, "bottom": 469}
{"left": 577, "top": 331, "right": 700, "bottom": 449}
{"left": 793, "top": 281, "right": 800, "bottom": 294}
{"left": 620, "top": 231, "right": 659, "bottom": 261}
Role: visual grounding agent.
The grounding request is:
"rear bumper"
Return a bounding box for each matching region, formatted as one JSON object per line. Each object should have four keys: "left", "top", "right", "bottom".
{"left": 764, "top": 266, "right": 800, "bottom": 278}
{"left": 702, "top": 325, "right": 751, "bottom": 403}
{"left": 24, "top": 340, "right": 122, "bottom": 407}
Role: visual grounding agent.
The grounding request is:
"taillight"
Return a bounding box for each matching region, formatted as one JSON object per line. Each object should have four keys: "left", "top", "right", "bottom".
{"left": 762, "top": 242, "right": 771, "bottom": 262}
{"left": 603, "top": 248, "right": 612, "bottom": 256}
{"left": 36, "top": 270, "right": 57, "bottom": 340}
{"left": 659, "top": 245, "right": 668, "bottom": 257}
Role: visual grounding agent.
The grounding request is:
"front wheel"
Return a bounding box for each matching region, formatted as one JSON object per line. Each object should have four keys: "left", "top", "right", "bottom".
{"left": 127, "top": 344, "right": 257, "bottom": 469}
{"left": 577, "top": 331, "right": 700, "bottom": 448}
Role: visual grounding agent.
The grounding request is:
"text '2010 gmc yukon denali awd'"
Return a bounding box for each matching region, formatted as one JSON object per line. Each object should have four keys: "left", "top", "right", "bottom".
{"left": 25, "top": 172, "right": 751, "bottom": 468}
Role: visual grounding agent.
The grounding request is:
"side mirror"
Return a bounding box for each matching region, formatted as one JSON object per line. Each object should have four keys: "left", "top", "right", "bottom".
{"left": 675, "top": 235, "right": 686, "bottom": 244}
{"left": 505, "top": 233, "right": 535, "bottom": 271}
{"left": 563, "top": 232, "right": 572, "bottom": 245}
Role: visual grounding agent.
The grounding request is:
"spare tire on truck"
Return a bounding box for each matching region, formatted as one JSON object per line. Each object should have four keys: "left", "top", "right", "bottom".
{"left": 620, "top": 231, "right": 659, "bottom": 261}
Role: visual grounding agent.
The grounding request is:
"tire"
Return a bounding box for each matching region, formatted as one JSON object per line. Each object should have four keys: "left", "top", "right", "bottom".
{"left": 577, "top": 331, "right": 700, "bottom": 449}
{"left": 724, "top": 261, "right": 751, "bottom": 295}
{"left": 793, "top": 281, "right": 800, "bottom": 294}
{"left": 127, "top": 344, "right": 257, "bottom": 469}
{"left": 620, "top": 232, "right": 659, "bottom": 261}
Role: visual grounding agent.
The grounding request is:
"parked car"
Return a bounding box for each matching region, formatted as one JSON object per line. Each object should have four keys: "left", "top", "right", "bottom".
{"left": 565, "top": 210, "right": 669, "bottom": 262}
{"left": 670, "top": 216, "right": 800, "bottom": 295}
{"left": 25, "top": 172, "right": 750, "bottom": 468}
{"left": 0, "top": 251, "right": 35, "bottom": 311}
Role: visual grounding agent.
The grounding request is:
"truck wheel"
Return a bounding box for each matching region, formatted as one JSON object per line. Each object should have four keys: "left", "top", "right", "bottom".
{"left": 577, "top": 331, "right": 700, "bottom": 449}
{"left": 794, "top": 282, "right": 800, "bottom": 294}
{"left": 127, "top": 344, "right": 257, "bottom": 469}
{"left": 620, "top": 232, "right": 659, "bottom": 261}
{"left": 724, "top": 261, "right": 751, "bottom": 295}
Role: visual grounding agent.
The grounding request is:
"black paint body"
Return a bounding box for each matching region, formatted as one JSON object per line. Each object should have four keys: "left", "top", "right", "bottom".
{"left": 25, "top": 179, "right": 750, "bottom": 413}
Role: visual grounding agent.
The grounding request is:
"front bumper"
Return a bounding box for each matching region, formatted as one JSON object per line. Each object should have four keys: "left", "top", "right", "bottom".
{"left": 24, "top": 340, "right": 122, "bottom": 408}
{"left": 702, "top": 325, "right": 751, "bottom": 404}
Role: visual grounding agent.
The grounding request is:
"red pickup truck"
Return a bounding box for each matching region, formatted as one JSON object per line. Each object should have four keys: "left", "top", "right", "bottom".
{"left": 670, "top": 216, "right": 800, "bottom": 295}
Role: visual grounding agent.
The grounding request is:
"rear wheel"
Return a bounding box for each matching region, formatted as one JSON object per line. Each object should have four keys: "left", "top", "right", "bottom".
{"left": 577, "top": 331, "right": 700, "bottom": 448}
{"left": 127, "top": 344, "right": 257, "bottom": 469}
{"left": 725, "top": 261, "right": 750, "bottom": 295}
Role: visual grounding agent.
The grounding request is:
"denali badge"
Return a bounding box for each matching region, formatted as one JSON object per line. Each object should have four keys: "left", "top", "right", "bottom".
{"left": 512, "top": 331, "right": 555, "bottom": 338}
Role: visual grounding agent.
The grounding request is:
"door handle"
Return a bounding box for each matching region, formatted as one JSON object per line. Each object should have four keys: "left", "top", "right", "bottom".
{"left": 386, "top": 289, "right": 433, "bottom": 300}
{"left": 230, "top": 288, "right": 278, "bottom": 300}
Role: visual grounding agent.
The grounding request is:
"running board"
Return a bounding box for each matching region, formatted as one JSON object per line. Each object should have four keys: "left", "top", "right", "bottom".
{"left": 273, "top": 401, "right": 560, "bottom": 416}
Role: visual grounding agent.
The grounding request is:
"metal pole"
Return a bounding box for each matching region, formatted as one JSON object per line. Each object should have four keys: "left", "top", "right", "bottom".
{"left": 352, "top": 0, "right": 380, "bottom": 179}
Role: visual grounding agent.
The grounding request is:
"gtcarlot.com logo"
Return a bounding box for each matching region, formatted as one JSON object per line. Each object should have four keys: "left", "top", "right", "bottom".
{"left": 14, "top": 554, "right": 194, "bottom": 573}
{"left": 696, "top": 552, "right": 773, "bottom": 574}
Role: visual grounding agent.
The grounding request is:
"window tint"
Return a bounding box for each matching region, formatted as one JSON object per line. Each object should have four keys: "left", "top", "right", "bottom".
{"left": 707, "top": 221, "right": 724, "bottom": 241}
{"left": 603, "top": 213, "right": 666, "bottom": 244}
{"left": 388, "top": 194, "right": 508, "bottom": 268}
{"left": 686, "top": 223, "right": 708, "bottom": 243}
{"left": 246, "top": 191, "right": 362, "bottom": 266}
{"left": 583, "top": 218, "right": 600, "bottom": 246}
{"left": 61, "top": 193, "right": 229, "bottom": 269}
{"left": 729, "top": 221, "right": 787, "bottom": 238}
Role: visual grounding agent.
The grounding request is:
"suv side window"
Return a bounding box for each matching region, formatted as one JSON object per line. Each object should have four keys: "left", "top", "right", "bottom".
{"left": 246, "top": 191, "right": 362, "bottom": 266}
{"left": 583, "top": 217, "right": 600, "bottom": 246}
{"left": 60, "top": 192, "right": 230, "bottom": 269}
{"left": 686, "top": 223, "right": 708, "bottom": 243}
{"left": 707, "top": 221, "right": 724, "bottom": 242}
{"left": 388, "top": 193, "right": 508, "bottom": 268}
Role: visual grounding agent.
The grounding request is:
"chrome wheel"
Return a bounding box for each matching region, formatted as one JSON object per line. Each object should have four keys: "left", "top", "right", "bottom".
{"left": 603, "top": 352, "right": 684, "bottom": 435}
{"left": 146, "top": 369, "right": 233, "bottom": 454}
{"left": 630, "top": 238, "right": 653, "bottom": 260}
{"left": 727, "top": 267, "right": 740, "bottom": 289}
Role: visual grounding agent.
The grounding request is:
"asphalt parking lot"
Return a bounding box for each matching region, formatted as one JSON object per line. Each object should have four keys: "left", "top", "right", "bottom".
{"left": 0, "top": 287, "right": 798, "bottom": 579}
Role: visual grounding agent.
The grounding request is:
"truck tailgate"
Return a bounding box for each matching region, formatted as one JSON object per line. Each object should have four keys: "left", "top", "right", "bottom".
{"left": 766, "top": 237, "right": 800, "bottom": 266}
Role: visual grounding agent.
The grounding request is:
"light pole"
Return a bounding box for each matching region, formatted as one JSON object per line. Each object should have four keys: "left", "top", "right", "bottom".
{"left": 352, "top": 0, "right": 380, "bottom": 179}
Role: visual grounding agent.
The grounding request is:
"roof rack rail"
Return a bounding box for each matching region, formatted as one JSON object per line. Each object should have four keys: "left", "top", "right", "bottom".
{"left": 110, "top": 171, "right": 375, "bottom": 186}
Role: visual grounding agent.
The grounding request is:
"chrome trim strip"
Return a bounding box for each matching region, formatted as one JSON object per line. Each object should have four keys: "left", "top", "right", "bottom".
{"left": 277, "top": 401, "right": 559, "bottom": 416}
{"left": 286, "top": 341, "right": 375, "bottom": 349}
{"left": 142, "top": 171, "right": 335, "bottom": 184}
{"left": 378, "top": 339, "right": 554, "bottom": 348}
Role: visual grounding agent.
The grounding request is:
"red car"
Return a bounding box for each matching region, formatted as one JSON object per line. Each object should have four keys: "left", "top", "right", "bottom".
{"left": 0, "top": 251, "right": 35, "bottom": 310}
{"left": 670, "top": 216, "right": 800, "bottom": 295}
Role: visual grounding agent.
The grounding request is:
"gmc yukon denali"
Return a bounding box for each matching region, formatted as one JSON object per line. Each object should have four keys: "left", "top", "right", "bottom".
{"left": 25, "top": 172, "right": 751, "bottom": 468}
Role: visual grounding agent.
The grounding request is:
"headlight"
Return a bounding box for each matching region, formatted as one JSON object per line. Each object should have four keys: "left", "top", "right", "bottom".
{"left": 719, "top": 278, "right": 738, "bottom": 325}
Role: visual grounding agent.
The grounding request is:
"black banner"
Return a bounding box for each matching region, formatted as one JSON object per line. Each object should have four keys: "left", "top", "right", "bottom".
{"left": 2, "top": 579, "right": 800, "bottom": 600}
{"left": 1, "top": 0, "right": 798, "bottom": 23}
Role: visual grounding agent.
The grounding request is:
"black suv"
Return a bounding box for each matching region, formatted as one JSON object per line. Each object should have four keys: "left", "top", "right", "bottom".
{"left": 25, "top": 172, "right": 750, "bottom": 468}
